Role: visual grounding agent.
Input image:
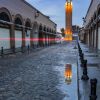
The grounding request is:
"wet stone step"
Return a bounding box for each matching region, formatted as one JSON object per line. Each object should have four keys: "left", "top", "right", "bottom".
{"left": 85, "top": 55, "right": 98, "bottom": 57}
{"left": 87, "top": 64, "right": 99, "bottom": 68}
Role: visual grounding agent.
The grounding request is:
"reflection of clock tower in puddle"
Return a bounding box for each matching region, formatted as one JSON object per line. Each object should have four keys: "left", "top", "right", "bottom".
{"left": 65, "top": 0, "right": 72, "bottom": 41}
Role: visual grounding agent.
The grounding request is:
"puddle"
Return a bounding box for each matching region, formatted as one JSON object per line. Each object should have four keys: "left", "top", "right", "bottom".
{"left": 64, "top": 64, "right": 72, "bottom": 85}
{"left": 54, "top": 63, "right": 78, "bottom": 100}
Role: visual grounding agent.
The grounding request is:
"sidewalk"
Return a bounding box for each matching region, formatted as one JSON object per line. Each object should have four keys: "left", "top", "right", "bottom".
{"left": 78, "top": 42, "right": 100, "bottom": 100}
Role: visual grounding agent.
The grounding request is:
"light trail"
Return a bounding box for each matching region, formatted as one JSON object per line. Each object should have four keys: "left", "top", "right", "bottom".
{"left": 0, "top": 38, "right": 64, "bottom": 41}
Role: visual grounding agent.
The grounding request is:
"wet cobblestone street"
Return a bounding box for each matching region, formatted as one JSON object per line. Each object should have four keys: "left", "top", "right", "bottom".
{"left": 0, "top": 42, "right": 78, "bottom": 100}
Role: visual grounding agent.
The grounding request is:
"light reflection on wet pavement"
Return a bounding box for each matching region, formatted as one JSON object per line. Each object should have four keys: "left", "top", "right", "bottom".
{"left": 53, "top": 41, "right": 78, "bottom": 100}
{"left": 54, "top": 63, "right": 78, "bottom": 100}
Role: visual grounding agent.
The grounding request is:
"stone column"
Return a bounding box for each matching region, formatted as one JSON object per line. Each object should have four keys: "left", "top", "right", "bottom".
{"left": 93, "top": 27, "right": 95, "bottom": 48}
{"left": 89, "top": 29, "right": 91, "bottom": 47}
{"left": 48, "top": 35, "right": 50, "bottom": 46}
{"left": 22, "top": 28, "right": 25, "bottom": 47}
{"left": 45, "top": 34, "right": 47, "bottom": 46}
{"left": 10, "top": 24, "right": 15, "bottom": 48}
{"left": 96, "top": 22, "right": 99, "bottom": 49}
{"left": 91, "top": 28, "right": 94, "bottom": 47}
{"left": 90, "top": 28, "right": 92, "bottom": 47}
{"left": 30, "top": 29, "right": 33, "bottom": 47}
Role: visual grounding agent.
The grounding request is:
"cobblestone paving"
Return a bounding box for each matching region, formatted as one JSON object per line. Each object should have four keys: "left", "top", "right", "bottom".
{"left": 0, "top": 42, "right": 77, "bottom": 100}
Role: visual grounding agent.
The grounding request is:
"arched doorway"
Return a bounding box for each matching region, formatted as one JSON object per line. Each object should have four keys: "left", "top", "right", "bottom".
{"left": 25, "top": 19, "right": 32, "bottom": 47}
{"left": 46, "top": 27, "right": 49, "bottom": 46}
{"left": 49, "top": 28, "right": 52, "bottom": 45}
{"left": 39, "top": 24, "right": 43, "bottom": 47}
{"left": 33, "top": 22, "right": 39, "bottom": 47}
{"left": 43, "top": 26, "right": 46, "bottom": 46}
{"left": 0, "top": 8, "right": 12, "bottom": 50}
{"left": 14, "top": 14, "right": 23, "bottom": 48}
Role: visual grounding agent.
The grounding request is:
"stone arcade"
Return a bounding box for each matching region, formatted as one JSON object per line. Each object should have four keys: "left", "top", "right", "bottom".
{"left": 80, "top": 0, "right": 100, "bottom": 50}
{"left": 0, "top": 0, "right": 57, "bottom": 51}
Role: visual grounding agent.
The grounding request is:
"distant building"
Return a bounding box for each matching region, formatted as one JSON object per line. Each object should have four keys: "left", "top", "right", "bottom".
{"left": 72, "top": 25, "right": 80, "bottom": 34}
{"left": 56, "top": 32, "right": 63, "bottom": 43}
{"left": 0, "top": 0, "right": 57, "bottom": 51}
{"left": 79, "top": 27, "right": 84, "bottom": 42}
{"left": 72, "top": 25, "right": 80, "bottom": 40}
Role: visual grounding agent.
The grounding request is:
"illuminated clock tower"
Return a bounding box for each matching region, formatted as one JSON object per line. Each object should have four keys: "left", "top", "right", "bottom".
{"left": 65, "top": 0, "right": 72, "bottom": 41}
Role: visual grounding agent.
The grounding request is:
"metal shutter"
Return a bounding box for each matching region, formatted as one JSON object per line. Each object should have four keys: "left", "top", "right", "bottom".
{"left": 0, "top": 28, "right": 10, "bottom": 50}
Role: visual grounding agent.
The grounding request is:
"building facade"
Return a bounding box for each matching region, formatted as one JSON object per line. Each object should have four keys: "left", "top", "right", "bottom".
{"left": 0, "top": 0, "right": 57, "bottom": 51}
{"left": 81, "top": 0, "right": 100, "bottom": 50}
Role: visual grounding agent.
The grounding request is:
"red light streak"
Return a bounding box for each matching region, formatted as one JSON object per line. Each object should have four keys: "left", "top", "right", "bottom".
{"left": 0, "top": 38, "right": 63, "bottom": 41}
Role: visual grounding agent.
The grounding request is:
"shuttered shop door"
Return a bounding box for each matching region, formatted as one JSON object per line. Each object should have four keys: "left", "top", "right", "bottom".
{"left": 46, "top": 35, "right": 48, "bottom": 44}
{"left": 87, "top": 33, "right": 89, "bottom": 45}
{"left": 34, "top": 33, "right": 38, "bottom": 45}
{"left": 15, "top": 30, "right": 22, "bottom": 48}
{"left": 98, "top": 27, "right": 100, "bottom": 50}
{"left": 26, "top": 30, "right": 30, "bottom": 46}
{"left": 0, "top": 28, "right": 10, "bottom": 50}
{"left": 43, "top": 35, "right": 45, "bottom": 45}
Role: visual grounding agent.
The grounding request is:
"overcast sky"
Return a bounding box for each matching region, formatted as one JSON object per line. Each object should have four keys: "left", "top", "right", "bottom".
{"left": 26, "top": 0, "right": 91, "bottom": 32}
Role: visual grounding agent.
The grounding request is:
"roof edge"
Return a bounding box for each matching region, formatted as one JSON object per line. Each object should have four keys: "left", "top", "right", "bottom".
{"left": 85, "top": 0, "right": 93, "bottom": 19}
{"left": 21, "top": 0, "right": 57, "bottom": 25}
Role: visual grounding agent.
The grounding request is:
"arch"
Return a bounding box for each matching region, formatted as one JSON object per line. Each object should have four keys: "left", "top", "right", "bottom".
{"left": 39, "top": 23, "right": 43, "bottom": 31}
{"left": 14, "top": 14, "right": 23, "bottom": 25}
{"left": 43, "top": 25, "right": 46, "bottom": 31}
{"left": 0, "top": 7, "right": 12, "bottom": 22}
{"left": 48, "top": 28, "right": 50, "bottom": 32}
{"left": 25, "top": 18, "right": 32, "bottom": 28}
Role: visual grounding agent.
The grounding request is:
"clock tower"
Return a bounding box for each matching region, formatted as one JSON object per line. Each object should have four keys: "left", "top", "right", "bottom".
{"left": 65, "top": 0, "right": 72, "bottom": 41}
